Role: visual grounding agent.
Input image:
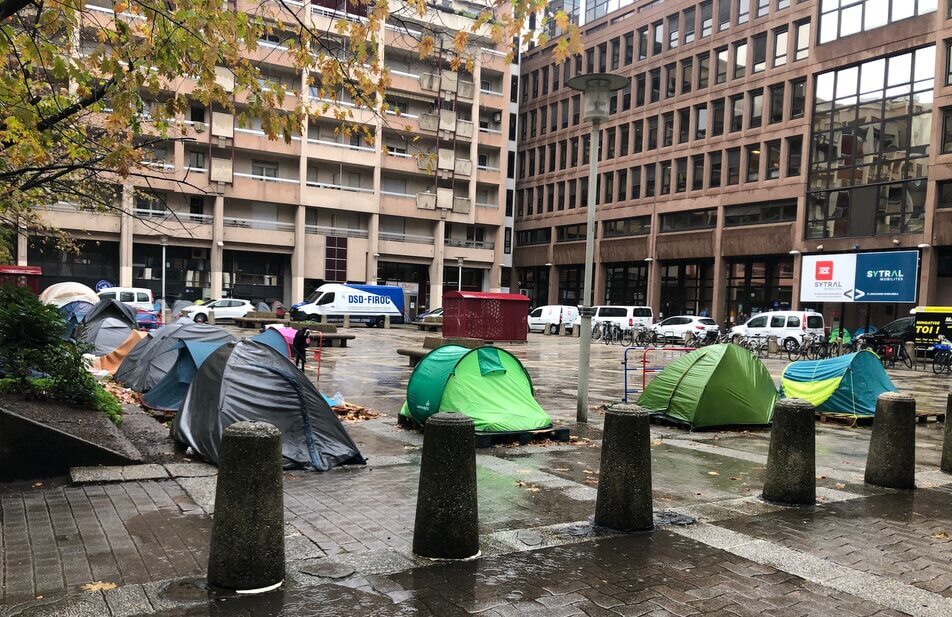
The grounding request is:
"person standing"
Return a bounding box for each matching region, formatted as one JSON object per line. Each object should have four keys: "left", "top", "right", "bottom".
{"left": 292, "top": 328, "right": 310, "bottom": 370}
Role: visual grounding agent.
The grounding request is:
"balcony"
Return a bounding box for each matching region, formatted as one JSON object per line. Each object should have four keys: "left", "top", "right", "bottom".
{"left": 222, "top": 216, "right": 295, "bottom": 246}
{"left": 234, "top": 128, "right": 301, "bottom": 157}
{"left": 302, "top": 181, "right": 376, "bottom": 211}
{"left": 378, "top": 231, "right": 436, "bottom": 259}
{"left": 231, "top": 172, "right": 299, "bottom": 203}
{"left": 305, "top": 138, "right": 376, "bottom": 165}
{"left": 445, "top": 238, "right": 495, "bottom": 250}
{"left": 305, "top": 224, "right": 369, "bottom": 239}
{"left": 132, "top": 211, "right": 214, "bottom": 239}
{"left": 44, "top": 201, "right": 120, "bottom": 234}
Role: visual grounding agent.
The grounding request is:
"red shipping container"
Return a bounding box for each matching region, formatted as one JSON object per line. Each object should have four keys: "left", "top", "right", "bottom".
{"left": 442, "top": 291, "right": 530, "bottom": 342}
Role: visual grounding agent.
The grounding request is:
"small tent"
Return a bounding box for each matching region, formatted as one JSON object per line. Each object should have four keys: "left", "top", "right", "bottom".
{"left": 172, "top": 340, "right": 365, "bottom": 470}
{"left": 400, "top": 345, "right": 552, "bottom": 432}
{"left": 638, "top": 344, "right": 778, "bottom": 428}
{"left": 60, "top": 300, "right": 94, "bottom": 339}
{"left": 121, "top": 322, "right": 235, "bottom": 392}
{"left": 40, "top": 282, "right": 98, "bottom": 307}
{"left": 76, "top": 317, "right": 134, "bottom": 356}
{"left": 781, "top": 350, "right": 897, "bottom": 416}
{"left": 113, "top": 317, "right": 194, "bottom": 387}
{"left": 255, "top": 301, "right": 271, "bottom": 312}
{"left": 81, "top": 298, "right": 138, "bottom": 328}
{"left": 95, "top": 330, "right": 148, "bottom": 374}
{"left": 170, "top": 300, "right": 192, "bottom": 317}
{"left": 141, "top": 329, "right": 290, "bottom": 412}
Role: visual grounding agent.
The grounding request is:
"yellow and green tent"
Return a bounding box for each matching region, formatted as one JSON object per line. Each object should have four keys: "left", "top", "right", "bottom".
{"left": 780, "top": 350, "right": 896, "bottom": 416}
{"left": 637, "top": 344, "right": 778, "bottom": 428}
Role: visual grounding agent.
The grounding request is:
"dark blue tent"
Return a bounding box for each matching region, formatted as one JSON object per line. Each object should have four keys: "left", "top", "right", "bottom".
{"left": 60, "top": 300, "right": 95, "bottom": 339}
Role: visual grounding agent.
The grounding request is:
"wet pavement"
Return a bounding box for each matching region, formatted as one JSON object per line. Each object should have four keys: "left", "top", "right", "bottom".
{"left": 2, "top": 326, "right": 952, "bottom": 616}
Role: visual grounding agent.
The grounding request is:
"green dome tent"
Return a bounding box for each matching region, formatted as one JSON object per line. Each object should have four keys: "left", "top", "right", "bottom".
{"left": 399, "top": 345, "right": 552, "bottom": 432}
{"left": 638, "top": 344, "right": 778, "bottom": 428}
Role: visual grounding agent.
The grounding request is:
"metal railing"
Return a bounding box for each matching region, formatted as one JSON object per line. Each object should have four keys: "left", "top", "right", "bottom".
{"left": 444, "top": 238, "right": 495, "bottom": 249}
{"left": 223, "top": 216, "right": 295, "bottom": 232}
{"left": 233, "top": 172, "right": 299, "bottom": 184}
{"left": 306, "top": 138, "right": 374, "bottom": 152}
{"left": 480, "top": 88, "right": 504, "bottom": 96}
{"left": 380, "top": 190, "right": 415, "bottom": 199}
{"left": 378, "top": 231, "right": 434, "bottom": 244}
{"left": 305, "top": 180, "right": 374, "bottom": 194}
{"left": 304, "top": 224, "right": 369, "bottom": 238}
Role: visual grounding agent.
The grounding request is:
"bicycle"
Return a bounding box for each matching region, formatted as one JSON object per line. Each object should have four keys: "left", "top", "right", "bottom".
{"left": 932, "top": 342, "right": 952, "bottom": 374}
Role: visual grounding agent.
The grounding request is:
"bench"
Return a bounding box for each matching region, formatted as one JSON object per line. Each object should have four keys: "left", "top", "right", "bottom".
{"left": 233, "top": 312, "right": 283, "bottom": 328}
{"left": 263, "top": 322, "right": 355, "bottom": 348}
{"left": 396, "top": 336, "right": 488, "bottom": 367}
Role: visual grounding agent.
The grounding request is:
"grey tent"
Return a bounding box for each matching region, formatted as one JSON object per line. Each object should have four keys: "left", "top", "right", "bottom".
{"left": 82, "top": 298, "right": 137, "bottom": 328}
{"left": 172, "top": 340, "right": 365, "bottom": 470}
{"left": 255, "top": 301, "right": 271, "bottom": 312}
{"left": 78, "top": 317, "right": 134, "bottom": 356}
{"left": 170, "top": 300, "right": 192, "bottom": 317}
{"left": 121, "top": 322, "right": 234, "bottom": 393}
{"left": 114, "top": 317, "right": 193, "bottom": 386}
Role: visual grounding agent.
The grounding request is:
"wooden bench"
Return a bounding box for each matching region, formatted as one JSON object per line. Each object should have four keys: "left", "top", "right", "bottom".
{"left": 233, "top": 312, "right": 283, "bottom": 328}
{"left": 396, "top": 336, "right": 488, "bottom": 367}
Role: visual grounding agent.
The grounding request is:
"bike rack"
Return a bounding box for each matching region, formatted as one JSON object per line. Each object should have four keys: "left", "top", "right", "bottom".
{"left": 622, "top": 346, "right": 695, "bottom": 403}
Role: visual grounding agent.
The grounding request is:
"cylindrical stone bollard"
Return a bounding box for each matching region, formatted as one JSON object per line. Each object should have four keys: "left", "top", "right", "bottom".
{"left": 762, "top": 398, "right": 816, "bottom": 505}
{"left": 559, "top": 323, "right": 567, "bottom": 336}
{"left": 573, "top": 324, "right": 580, "bottom": 338}
{"left": 544, "top": 323, "right": 553, "bottom": 335}
{"left": 940, "top": 392, "right": 952, "bottom": 474}
{"left": 865, "top": 392, "right": 916, "bottom": 489}
{"left": 384, "top": 315, "right": 391, "bottom": 329}
{"left": 594, "top": 405, "right": 653, "bottom": 531}
{"left": 207, "top": 422, "right": 285, "bottom": 591}
{"left": 207, "top": 310, "right": 216, "bottom": 325}
{"left": 412, "top": 413, "right": 479, "bottom": 559}
{"left": 343, "top": 314, "right": 350, "bottom": 328}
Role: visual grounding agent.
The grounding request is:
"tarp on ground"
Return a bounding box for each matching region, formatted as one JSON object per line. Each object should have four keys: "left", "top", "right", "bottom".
{"left": 97, "top": 330, "right": 148, "bottom": 374}
{"left": 172, "top": 340, "right": 365, "bottom": 470}
{"left": 399, "top": 345, "right": 552, "bottom": 432}
{"left": 82, "top": 298, "right": 138, "bottom": 328}
{"left": 39, "top": 282, "right": 98, "bottom": 307}
{"left": 113, "top": 317, "right": 193, "bottom": 386}
{"left": 122, "top": 323, "right": 235, "bottom": 393}
{"left": 638, "top": 344, "right": 778, "bottom": 428}
{"left": 77, "top": 316, "right": 134, "bottom": 356}
{"left": 781, "top": 350, "right": 897, "bottom": 416}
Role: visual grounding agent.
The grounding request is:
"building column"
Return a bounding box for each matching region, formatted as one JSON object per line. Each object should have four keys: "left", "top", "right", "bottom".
{"left": 547, "top": 263, "right": 559, "bottom": 304}
{"left": 367, "top": 213, "right": 379, "bottom": 284}
{"left": 790, "top": 253, "right": 802, "bottom": 310}
{"left": 429, "top": 219, "right": 445, "bottom": 308}
{"left": 593, "top": 260, "right": 606, "bottom": 305}
{"left": 711, "top": 255, "right": 728, "bottom": 324}
{"left": 488, "top": 225, "right": 504, "bottom": 292}
{"left": 119, "top": 184, "right": 134, "bottom": 286}
{"left": 16, "top": 232, "right": 28, "bottom": 266}
{"left": 292, "top": 205, "right": 305, "bottom": 302}
{"left": 211, "top": 195, "right": 224, "bottom": 298}
{"left": 919, "top": 246, "right": 937, "bottom": 306}
{"left": 647, "top": 260, "right": 661, "bottom": 318}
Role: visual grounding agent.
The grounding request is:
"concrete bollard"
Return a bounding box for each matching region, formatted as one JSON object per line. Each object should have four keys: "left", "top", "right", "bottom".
{"left": 559, "top": 323, "right": 567, "bottom": 336}
{"left": 207, "top": 421, "right": 285, "bottom": 591}
{"left": 384, "top": 315, "right": 391, "bottom": 329}
{"left": 940, "top": 392, "right": 952, "bottom": 474}
{"left": 319, "top": 313, "right": 328, "bottom": 325}
{"left": 207, "top": 310, "right": 216, "bottom": 325}
{"left": 865, "top": 392, "right": 916, "bottom": 489}
{"left": 594, "top": 405, "right": 653, "bottom": 532}
{"left": 762, "top": 398, "right": 816, "bottom": 505}
{"left": 343, "top": 314, "right": 350, "bottom": 328}
{"left": 544, "top": 323, "right": 553, "bottom": 335}
{"left": 412, "top": 413, "right": 479, "bottom": 559}
{"left": 573, "top": 324, "right": 580, "bottom": 338}
{"left": 767, "top": 336, "right": 780, "bottom": 355}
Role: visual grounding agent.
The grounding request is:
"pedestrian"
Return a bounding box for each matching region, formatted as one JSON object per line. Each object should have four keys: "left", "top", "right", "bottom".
{"left": 292, "top": 328, "right": 310, "bottom": 370}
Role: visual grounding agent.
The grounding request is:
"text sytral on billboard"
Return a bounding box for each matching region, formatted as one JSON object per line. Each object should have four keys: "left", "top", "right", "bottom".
{"left": 799, "top": 250, "right": 919, "bottom": 304}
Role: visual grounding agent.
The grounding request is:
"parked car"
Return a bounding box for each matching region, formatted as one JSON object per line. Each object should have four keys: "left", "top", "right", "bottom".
{"left": 291, "top": 283, "right": 405, "bottom": 327}
{"left": 98, "top": 287, "right": 154, "bottom": 312}
{"left": 417, "top": 307, "right": 443, "bottom": 320}
{"left": 135, "top": 309, "right": 161, "bottom": 330}
{"left": 181, "top": 299, "right": 254, "bottom": 323}
{"left": 651, "top": 315, "right": 719, "bottom": 342}
{"left": 730, "top": 311, "right": 825, "bottom": 350}
{"left": 592, "top": 305, "right": 654, "bottom": 329}
{"left": 528, "top": 305, "right": 579, "bottom": 333}
{"left": 863, "top": 316, "right": 915, "bottom": 346}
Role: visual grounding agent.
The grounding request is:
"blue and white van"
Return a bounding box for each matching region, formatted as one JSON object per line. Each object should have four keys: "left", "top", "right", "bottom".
{"left": 290, "top": 283, "right": 405, "bottom": 327}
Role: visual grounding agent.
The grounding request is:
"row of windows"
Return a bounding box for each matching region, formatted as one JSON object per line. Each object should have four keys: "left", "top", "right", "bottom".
{"left": 519, "top": 78, "right": 806, "bottom": 179}
{"left": 517, "top": 136, "right": 803, "bottom": 217}
{"left": 819, "top": 0, "right": 937, "bottom": 45}
{"left": 520, "top": 22, "right": 810, "bottom": 142}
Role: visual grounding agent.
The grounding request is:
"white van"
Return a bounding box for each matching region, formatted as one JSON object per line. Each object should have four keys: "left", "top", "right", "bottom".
{"left": 290, "top": 283, "right": 404, "bottom": 327}
{"left": 730, "top": 310, "right": 825, "bottom": 350}
{"left": 98, "top": 287, "right": 154, "bottom": 312}
{"left": 528, "top": 305, "right": 579, "bottom": 333}
{"left": 592, "top": 306, "right": 654, "bottom": 329}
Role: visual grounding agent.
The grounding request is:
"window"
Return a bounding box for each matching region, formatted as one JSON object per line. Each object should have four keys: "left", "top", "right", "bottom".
{"left": 665, "top": 63, "right": 677, "bottom": 98}
{"left": 943, "top": 108, "right": 952, "bottom": 154}
{"left": 730, "top": 95, "right": 744, "bottom": 132}
{"left": 620, "top": 124, "right": 630, "bottom": 156}
{"left": 645, "top": 165, "right": 656, "bottom": 197}
{"left": 724, "top": 200, "right": 797, "bottom": 226}
{"left": 606, "top": 127, "right": 616, "bottom": 159}
{"left": 795, "top": 21, "right": 810, "bottom": 61}
{"left": 635, "top": 74, "right": 646, "bottom": 106}
{"left": 692, "top": 155, "right": 705, "bottom": 190}
{"left": 622, "top": 85, "right": 631, "bottom": 110}
{"left": 752, "top": 34, "right": 767, "bottom": 73}
{"left": 647, "top": 116, "right": 658, "bottom": 149}
{"left": 252, "top": 160, "right": 278, "bottom": 178}
{"left": 660, "top": 161, "right": 672, "bottom": 194}
{"left": 786, "top": 136, "right": 802, "bottom": 176}
{"left": 604, "top": 171, "right": 614, "bottom": 202}
{"left": 604, "top": 215, "right": 650, "bottom": 237}
{"left": 573, "top": 95, "right": 581, "bottom": 125}
{"left": 938, "top": 181, "right": 952, "bottom": 208}
{"left": 568, "top": 179, "right": 577, "bottom": 207}
{"left": 718, "top": 0, "right": 731, "bottom": 31}
{"left": 768, "top": 83, "right": 784, "bottom": 123}
{"left": 516, "top": 228, "right": 551, "bottom": 245}
{"left": 187, "top": 150, "right": 206, "bottom": 170}
{"left": 650, "top": 69, "right": 661, "bottom": 102}
{"left": 757, "top": 0, "right": 769, "bottom": 17}
{"left": 676, "top": 158, "right": 688, "bottom": 192}
{"left": 709, "top": 151, "right": 722, "bottom": 187}
{"left": 700, "top": 1, "right": 713, "bottom": 37}
{"left": 653, "top": 21, "right": 664, "bottom": 55}
{"left": 663, "top": 113, "right": 674, "bottom": 147}
{"left": 734, "top": 41, "right": 748, "bottom": 79}
{"left": 774, "top": 27, "right": 788, "bottom": 67}
{"left": 712, "top": 98, "right": 725, "bottom": 135}
{"left": 625, "top": 33, "right": 634, "bottom": 65}
{"left": 681, "top": 59, "right": 693, "bottom": 94}
{"left": 715, "top": 47, "right": 728, "bottom": 83}
{"left": 698, "top": 53, "right": 710, "bottom": 89}
{"left": 557, "top": 224, "right": 590, "bottom": 242}
{"left": 631, "top": 167, "right": 642, "bottom": 199}
{"left": 678, "top": 108, "right": 690, "bottom": 143}
{"left": 618, "top": 169, "right": 628, "bottom": 201}
{"left": 948, "top": 40, "right": 952, "bottom": 86}
{"left": 633, "top": 120, "right": 643, "bottom": 153}
{"left": 738, "top": 0, "right": 750, "bottom": 24}
{"left": 777, "top": 0, "right": 790, "bottom": 9}
{"left": 746, "top": 144, "right": 760, "bottom": 182}
{"left": 660, "top": 208, "right": 717, "bottom": 231}
{"left": 190, "top": 105, "right": 206, "bottom": 123}
{"left": 790, "top": 79, "right": 805, "bottom": 118}
{"left": 766, "top": 140, "right": 781, "bottom": 179}
{"left": 638, "top": 27, "right": 649, "bottom": 60}
{"left": 749, "top": 90, "right": 763, "bottom": 128}
{"left": 571, "top": 137, "right": 579, "bottom": 166}
{"left": 727, "top": 148, "right": 741, "bottom": 184}
{"left": 668, "top": 14, "right": 679, "bottom": 48}
{"left": 819, "top": 0, "right": 936, "bottom": 45}
{"left": 684, "top": 8, "right": 696, "bottom": 43}
{"left": 541, "top": 67, "right": 548, "bottom": 95}
{"left": 695, "top": 105, "right": 708, "bottom": 139}
{"left": 611, "top": 38, "right": 620, "bottom": 70}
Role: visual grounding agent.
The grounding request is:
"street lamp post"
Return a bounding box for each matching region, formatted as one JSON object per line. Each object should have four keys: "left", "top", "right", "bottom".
{"left": 457, "top": 256, "right": 464, "bottom": 291}
{"left": 160, "top": 236, "right": 168, "bottom": 303}
{"left": 567, "top": 72, "right": 629, "bottom": 423}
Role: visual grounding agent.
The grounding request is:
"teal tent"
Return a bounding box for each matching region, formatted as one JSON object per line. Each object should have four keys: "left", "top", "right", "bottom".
{"left": 399, "top": 345, "right": 552, "bottom": 432}
{"left": 781, "top": 350, "right": 897, "bottom": 416}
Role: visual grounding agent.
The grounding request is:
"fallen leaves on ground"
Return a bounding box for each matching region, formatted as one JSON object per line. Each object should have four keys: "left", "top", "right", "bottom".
{"left": 707, "top": 471, "right": 720, "bottom": 476}
{"left": 652, "top": 439, "right": 663, "bottom": 446}
{"left": 81, "top": 582, "right": 117, "bottom": 592}
{"left": 515, "top": 480, "right": 541, "bottom": 492}
{"left": 31, "top": 482, "right": 43, "bottom": 488}
{"left": 834, "top": 482, "right": 846, "bottom": 490}
{"left": 104, "top": 382, "right": 140, "bottom": 405}
{"left": 931, "top": 531, "right": 950, "bottom": 542}
{"left": 332, "top": 403, "right": 379, "bottom": 423}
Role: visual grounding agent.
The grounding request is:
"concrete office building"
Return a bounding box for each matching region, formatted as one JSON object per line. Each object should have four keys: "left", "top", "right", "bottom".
{"left": 514, "top": 0, "right": 952, "bottom": 328}
{"left": 20, "top": 0, "right": 517, "bottom": 314}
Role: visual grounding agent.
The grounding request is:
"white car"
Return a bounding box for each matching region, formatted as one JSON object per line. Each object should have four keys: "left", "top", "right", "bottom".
{"left": 730, "top": 311, "right": 825, "bottom": 350}
{"left": 528, "top": 305, "right": 579, "bottom": 333}
{"left": 98, "top": 287, "right": 154, "bottom": 312}
{"left": 651, "top": 315, "right": 720, "bottom": 342}
{"left": 181, "top": 299, "right": 254, "bottom": 323}
{"left": 592, "top": 305, "right": 654, "bottom": 329}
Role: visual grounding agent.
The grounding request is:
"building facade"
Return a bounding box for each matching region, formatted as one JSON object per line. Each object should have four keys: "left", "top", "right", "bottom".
{"left": 20, "top": 0, "right": 516, "bottom": 315}
{"left": 514, "top": 0, "right": 951, "bottom": 329}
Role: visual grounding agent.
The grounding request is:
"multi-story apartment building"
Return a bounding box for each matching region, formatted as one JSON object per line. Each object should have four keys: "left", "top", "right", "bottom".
{"left": 18, "top": 0, "right": 517, "bottom": 315}
{"left": 515, "top": 0, "right": 950, "bottom": 328}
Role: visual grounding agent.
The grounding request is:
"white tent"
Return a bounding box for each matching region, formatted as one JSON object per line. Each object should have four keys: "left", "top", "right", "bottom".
{"left": 39, "top": 282, "right": 99, "bottom": 307}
